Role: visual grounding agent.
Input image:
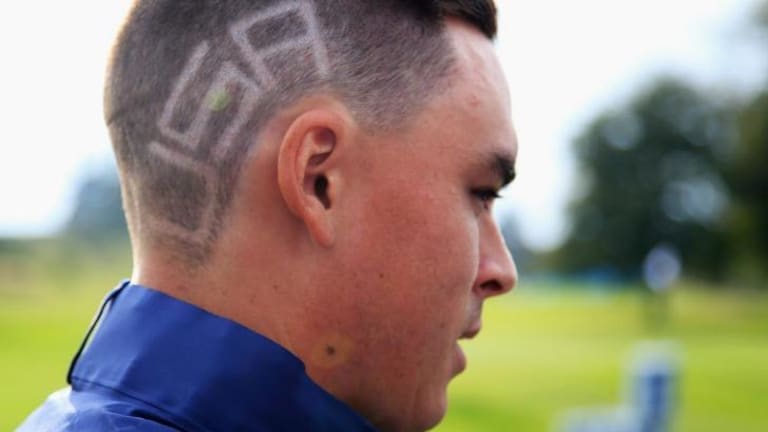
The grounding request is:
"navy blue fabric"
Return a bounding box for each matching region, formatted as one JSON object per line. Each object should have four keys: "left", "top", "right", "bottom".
{"left": 18, "top": 282, "right": 377, "bottom": 432}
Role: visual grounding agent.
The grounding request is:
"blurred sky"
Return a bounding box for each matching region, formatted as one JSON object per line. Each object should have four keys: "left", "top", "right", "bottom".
{"left": 0, "top": 0, "right": 765, "bottom": 250}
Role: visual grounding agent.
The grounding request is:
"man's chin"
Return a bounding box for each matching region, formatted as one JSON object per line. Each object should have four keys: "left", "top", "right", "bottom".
{"left": 412, "top": 398, "right": 449, "bottom": 432}
{"left": 390, "top": 390, "right": 450, "bottom": 432}
{"left": 420, "top": 380, "right": 455, "bottom": 432}
{"left": 371, "top": 403, "right": 447, "bottom": 432}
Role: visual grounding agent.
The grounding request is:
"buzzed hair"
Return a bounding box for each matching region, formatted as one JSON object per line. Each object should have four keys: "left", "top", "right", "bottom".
{"left": 106, "top": 0, "right": 497, "bottom": 264}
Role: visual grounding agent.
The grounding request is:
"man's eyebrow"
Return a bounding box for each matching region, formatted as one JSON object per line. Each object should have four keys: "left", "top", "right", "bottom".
{"left": 492, "top": 152, "right": 516, "bottom": 187}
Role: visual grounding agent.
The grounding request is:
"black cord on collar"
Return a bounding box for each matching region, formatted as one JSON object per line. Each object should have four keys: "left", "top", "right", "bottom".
{"left": 66, "top": 281, "right": 129, "bottom": 385}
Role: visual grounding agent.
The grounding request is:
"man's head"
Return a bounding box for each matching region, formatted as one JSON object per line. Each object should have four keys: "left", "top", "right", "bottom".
{"left": 107, "top": 0, "right": 495, "bottom": 262}
{"left": 107, "top": 1, "right": 516, "bottom": 430}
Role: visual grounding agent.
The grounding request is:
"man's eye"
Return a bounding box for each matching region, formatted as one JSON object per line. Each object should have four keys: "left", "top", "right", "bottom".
{"left": 471, "top": 188, "right": 501, "bottom": 209}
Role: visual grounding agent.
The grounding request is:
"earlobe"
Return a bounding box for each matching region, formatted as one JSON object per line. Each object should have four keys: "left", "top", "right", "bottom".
{"left": 277, "top": 110, "right": 346, "bottom": 248}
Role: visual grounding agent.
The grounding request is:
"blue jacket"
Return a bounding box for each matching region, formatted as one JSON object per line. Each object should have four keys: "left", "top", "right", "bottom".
{"left": 18, "top": 282, "right": 376, "bottom": 431}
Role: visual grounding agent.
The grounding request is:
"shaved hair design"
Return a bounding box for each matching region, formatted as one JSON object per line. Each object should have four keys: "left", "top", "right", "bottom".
{"left": 106, "top": 0, "right": 497, "bottom": 264}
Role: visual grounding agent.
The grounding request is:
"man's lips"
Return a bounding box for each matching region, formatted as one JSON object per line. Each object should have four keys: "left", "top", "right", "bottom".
{"left": 459, "top": 320, "right": 482, "bottom": 340}
{"left": 454, "top": 320, "right": 481, "bottom": 375}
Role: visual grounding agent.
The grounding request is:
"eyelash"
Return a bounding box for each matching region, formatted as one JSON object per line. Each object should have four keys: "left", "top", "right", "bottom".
{"left": 471, "top": 188, "right": 501, "bottom": 209}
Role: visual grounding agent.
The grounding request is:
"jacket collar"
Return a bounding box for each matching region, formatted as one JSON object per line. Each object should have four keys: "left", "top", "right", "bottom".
{"left": 70, "top": 282, "right": 376, "bottom": 432}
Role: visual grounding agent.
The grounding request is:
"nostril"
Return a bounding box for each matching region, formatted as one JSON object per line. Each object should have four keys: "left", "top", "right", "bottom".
{"left": 479, "top": 280, "right": 504, "bottom": 294}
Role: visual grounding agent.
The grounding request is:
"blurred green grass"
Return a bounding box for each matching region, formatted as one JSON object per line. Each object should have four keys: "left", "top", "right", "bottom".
{"left": 2, "top": 253, "right": 766, "bottom": 431}
{"left": 438, "top": 285, "right": 768, "bottom": 432}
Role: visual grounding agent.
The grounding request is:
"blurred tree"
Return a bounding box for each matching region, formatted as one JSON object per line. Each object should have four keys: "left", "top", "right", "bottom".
{"left": 724, "top": 92, "right": 768, "bottom": 284}
{"left": 65, "top": 165, "right": 128, "bottom": 242}
{"left": 721, "top": 0, "right": 768, "bottom": 285}
{"left": 555, "top": 79, "right": 734, "bottom": 280}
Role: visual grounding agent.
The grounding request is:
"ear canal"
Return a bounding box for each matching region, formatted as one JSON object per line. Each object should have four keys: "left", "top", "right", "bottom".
{"left": 314, "top": 176, "right": 331, "bottom": 209}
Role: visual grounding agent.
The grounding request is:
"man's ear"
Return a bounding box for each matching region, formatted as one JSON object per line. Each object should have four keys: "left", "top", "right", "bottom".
{"left": 277, "top": 109, "right": 348, "bottom": 248}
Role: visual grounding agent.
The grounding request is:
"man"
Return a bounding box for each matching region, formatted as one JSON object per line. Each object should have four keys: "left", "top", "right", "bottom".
{"left": 20, "top": 0, "right": 517, "bottom": 431}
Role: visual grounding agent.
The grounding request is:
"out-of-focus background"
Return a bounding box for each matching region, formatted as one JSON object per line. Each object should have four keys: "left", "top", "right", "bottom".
{"left": 1, "top": 1, "right": 767, "bottom": 431}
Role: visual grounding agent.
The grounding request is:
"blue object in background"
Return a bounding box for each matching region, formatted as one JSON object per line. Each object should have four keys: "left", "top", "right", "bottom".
{"left": 557, "top": 341, "right": 680, "bottom": 432}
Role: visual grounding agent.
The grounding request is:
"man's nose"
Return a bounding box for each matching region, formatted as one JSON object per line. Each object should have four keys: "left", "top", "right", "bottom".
{"left": 473, "top": 220, "right": 517, "bottom": 299}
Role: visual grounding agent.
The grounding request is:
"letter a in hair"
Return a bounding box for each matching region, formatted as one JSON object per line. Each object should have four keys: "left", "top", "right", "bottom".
{"left": 229, "top": 0, "right": 331, "bottom": 87}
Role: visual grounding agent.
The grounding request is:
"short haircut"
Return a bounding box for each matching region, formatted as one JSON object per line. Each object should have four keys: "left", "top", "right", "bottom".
{"left": 106, "top": 0, "right": 497, "bottom": 264}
